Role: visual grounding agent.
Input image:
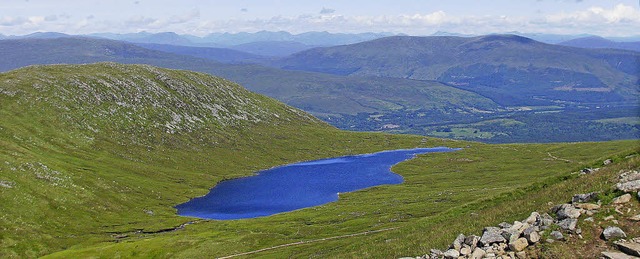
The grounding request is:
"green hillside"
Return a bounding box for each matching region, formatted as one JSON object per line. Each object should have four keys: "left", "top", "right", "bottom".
{"left": 0, "top": 63, "right": 430, "bottom": 257}
{"left": 0, "top": 63, "right": 637, "bottom": 258}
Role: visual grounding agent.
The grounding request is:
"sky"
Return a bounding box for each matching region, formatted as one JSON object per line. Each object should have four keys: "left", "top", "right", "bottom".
{"left": 1, "top": 0, "right": 639, "bottom": 37}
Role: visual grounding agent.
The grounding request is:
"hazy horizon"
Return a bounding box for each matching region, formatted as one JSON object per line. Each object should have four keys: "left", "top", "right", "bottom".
{"left": 1, "top": 0, "right": 639, "bottom": 37}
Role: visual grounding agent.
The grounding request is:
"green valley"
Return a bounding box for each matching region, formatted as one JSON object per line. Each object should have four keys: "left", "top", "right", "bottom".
{"left": 1, "top": 36, "right": 637, "bottom": 143}
{"left": 0, "top": 63, "right": 637, "bottom": 258}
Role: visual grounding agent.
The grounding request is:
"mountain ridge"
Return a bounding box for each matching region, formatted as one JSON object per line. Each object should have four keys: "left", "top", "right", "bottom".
{"left": 0, "top": 37, "right": 498, "bottom": 117}
{"left": 276, "top": 34, "right": 640, "bottom": 106}
{"left": 559, "top": 36, "right": 640, "bottom": 52}
{"left": 1, "top": 36, "right": 637, "bottom": 143}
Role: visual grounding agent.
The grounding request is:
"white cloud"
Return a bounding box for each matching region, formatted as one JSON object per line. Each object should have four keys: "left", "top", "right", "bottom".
{"left": 320, "top": 8, "right": 335, "bottom": 15}
{"left": 125, "top": 15, "right": 157, "bottom": 27}
{"left": 0, "top": 2, "right": 638, "bottom": 37}
{"left": 0, "top": 16, "right": 29, "bottom": 26}
{"left": 547, "top": 3, "right": 640, "bottom": 23}
{"left": 44, "top": 15, "right": 58, "bottom": 22}
{"left": 168, "top": 9, "right": 200, "bottom": 24}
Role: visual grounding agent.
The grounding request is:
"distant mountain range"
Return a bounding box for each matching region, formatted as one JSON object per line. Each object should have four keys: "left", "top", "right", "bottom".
{"left": 88, "top": 30, "right": 397, "bottom": 48}
{"left": 0, "top": 35, "right": 637, "bottom": 142}
{"left": 276, "top": 34, "right": 639, "bottom": 106}
{"left": 0, "top": 37, "right": 495, "bottom": 116}
{"left": 4, "top": 30, "right": 640, "bottom": 55}
{"left": 559, "top": 36, "right": 640, "bottom": 52}
{"left": 133, "top": 43, "right": 271, "bottom": 63}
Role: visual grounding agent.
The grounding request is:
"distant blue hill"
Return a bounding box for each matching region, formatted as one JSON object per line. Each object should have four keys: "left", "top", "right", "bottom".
{"left": 134, "top": 43, "right": 270, "bottom": 63}
{"left": 228, "top": 41, "right": 317, "bottom": 57}
{"left": 559, "top": 36, "right": 640, "bottom": 52}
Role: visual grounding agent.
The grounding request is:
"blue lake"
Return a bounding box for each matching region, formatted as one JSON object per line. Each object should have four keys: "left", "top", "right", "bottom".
{"left": 175, "top": 147, "right": 458, "bottom": 220}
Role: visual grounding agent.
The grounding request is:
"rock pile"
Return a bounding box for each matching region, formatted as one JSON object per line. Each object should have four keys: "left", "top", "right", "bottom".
{"left": 416, "top": 208, "right": 587, "bottom": 259}
{"left": 405, "top": 163, "right": 640, "bottom": 259}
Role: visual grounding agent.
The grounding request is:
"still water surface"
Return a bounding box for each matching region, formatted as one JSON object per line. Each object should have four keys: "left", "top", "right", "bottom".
{"left": 175, "top": 147, "right": 458, "bottom": 220}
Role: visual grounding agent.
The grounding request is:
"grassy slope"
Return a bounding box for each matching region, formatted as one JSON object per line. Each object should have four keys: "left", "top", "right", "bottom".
{"left": 1, "top": 63, "right": 637, "bottom": 258}
{"left": 42, "top": 141, "right": 638, "bottom": 258}
{"left": 0, "top": 63, "right": 437, "bottom": 257}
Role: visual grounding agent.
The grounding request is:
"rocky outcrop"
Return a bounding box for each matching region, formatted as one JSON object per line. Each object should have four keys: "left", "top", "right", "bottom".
{"left": 617, "top": 170, "right": 640, "bottom": 193}
{"left": 408, "top": 162, "right": 640, "bottom": 259}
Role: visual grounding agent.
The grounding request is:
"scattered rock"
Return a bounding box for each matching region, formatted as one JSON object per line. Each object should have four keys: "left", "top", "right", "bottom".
{"left": 601, "top": 251, "right": 637, "bottom": 259}
{"left": 580, "top": 168, "right": 597, "bottom": 175}
{"left": 557, "top": 218, "right": 578, "bottom": 231}
{"left": 443, "top": 249, "right": 460, "bottom": 259}
{"left": 412, "top": 171, "right": 640, "bottom": 259}
{"left": 464, "top": 235, "right": 480, "bottom": 249}
{"left": 498, "top": 222, "right": 512, "bottom": 229}
{"left": 479, "top": 227, "right": 507, "bottom": 246}
{"left": 575, "top": 203, "right": 600, "bottom": 210}
{"left": 510, "top": 221, "right": 524, "bottom": 231}
{"left": 539, "top": 213, "right": 554, "bottom": 229}
{"left": 554, "top": 204, "right": 582, "bottom": 219}
{"left": 501, "top": 228, "right": 520, "bottom": 244}
{"left": 617, "top": 170, "right": 640, "bottom": 192}
{"left": 460, "top": 245, "right": 472, "bottom": 256}
{"left": 508, "top": 237, "right": 529, "bottom": 252}
{"left": 572, "top": 192, "right": 598, "bottom": 203}
{"left": 619, "top": 170, "right": 640, "bottom": 182}
{"left": 525, "top": 212, "right": 540, "bottom": 225}
{"left": 429, "top": 249, "right": 443, "bottom": 258}
{"left": 602, "top": 226, "right": 627, "bottom": 241}
{"left": 612, "top": 194, "right": 632, "bottom": 204}
{"left": 550, "top": 231, "right": 564, "bottom": 241}
{"left": 517, "top": 222, "right": 531, "bottom": 234}
{"left": 525, "top": 229, "right": 540, "bottom": 244}
{"left": 523, "top": 226, "right": 537, "bottom": 235}
{"left": 450, "top": 233, "right": 465, "bottom": 251}
{"left": 617, "top": 180, "right": 640, "bottom": 193}
{"left": 604, "top": 159, "right": 613, "bottom": 165}
{"left": 615, "top": 241, "right": 640, "bottom": 257}
{"left": 470, "top": 247, "right": 486, "bottom": 259}
{"left": 0, "top": 180, "right": 14, "bottom": 188}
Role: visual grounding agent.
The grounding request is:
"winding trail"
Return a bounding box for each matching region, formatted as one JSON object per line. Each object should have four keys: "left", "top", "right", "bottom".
{"left": 217, "top": 227, "right": 399, "bottom": 258}
{"left": 547, "top": 152, "right": 572, "bottom": 163}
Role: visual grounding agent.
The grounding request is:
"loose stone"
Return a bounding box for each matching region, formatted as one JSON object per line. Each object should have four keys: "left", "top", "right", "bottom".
{"left": 557, "top": 218, "right": 578, "bottom": 231}
{"left": 508, "top": 237, "right": 529, "bottom": 252}
{"left": 443, "top": 249, "right": 460, "bottom": 259}
{"left": 550, "top": 231, "right": 564, "bottom": 241}
{"left": 612, "top": 194, "right": 632, "bottom": 204}
{"left": 479, "top": 227, "right": 507, "bottom": 247}
{"left": 602, "top": 226, "right": 627, "bottom": 241}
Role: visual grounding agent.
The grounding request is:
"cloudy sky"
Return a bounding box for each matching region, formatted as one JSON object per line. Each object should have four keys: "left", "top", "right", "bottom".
{"left": 1, "top": 0, "right": 639, "bottom": 36}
